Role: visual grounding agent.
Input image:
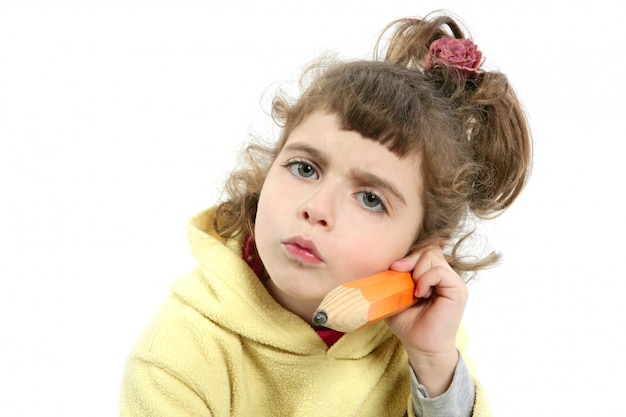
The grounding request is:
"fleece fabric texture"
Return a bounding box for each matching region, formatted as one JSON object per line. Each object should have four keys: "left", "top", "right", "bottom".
{"left": 120, "top": 207, "right": 491, "bottom": 416}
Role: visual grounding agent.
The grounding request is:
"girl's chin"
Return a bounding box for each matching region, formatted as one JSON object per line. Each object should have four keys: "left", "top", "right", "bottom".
{"left": 279, "top": 287, "right": 326, "bottom": 305}
{"left": 271, "top": 284, "right": 328, "bottom": 306}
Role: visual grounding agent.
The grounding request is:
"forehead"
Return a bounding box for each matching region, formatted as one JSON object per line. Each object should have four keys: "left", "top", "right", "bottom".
{"left": 278, "top": 102, "right": 421, "bottom": 160}
{"left": 283, "top": 111, "right": 419, "bottom": 162}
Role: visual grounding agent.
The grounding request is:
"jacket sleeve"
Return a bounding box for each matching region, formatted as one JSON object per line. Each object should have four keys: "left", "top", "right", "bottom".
{"left": 120, "top": 356, "right": 212, "bottom": 417}
{"left": 409, "top": 352, "right": 475, "bottom": 417}
{"left": 406, "top": 325, "right": 492, "bottom": 417}
{"left": 119, "top": 296, "right": 225, "bottom": 417}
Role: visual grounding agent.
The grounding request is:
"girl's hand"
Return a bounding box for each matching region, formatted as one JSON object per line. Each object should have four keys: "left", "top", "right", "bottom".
{"left": 385, "top": 247, "right": 469, "bottom": 397}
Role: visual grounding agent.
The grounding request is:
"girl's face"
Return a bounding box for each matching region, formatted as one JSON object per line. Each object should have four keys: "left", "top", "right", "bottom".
{"left": 255, "top": 112, "right": 424, "bottom": 322}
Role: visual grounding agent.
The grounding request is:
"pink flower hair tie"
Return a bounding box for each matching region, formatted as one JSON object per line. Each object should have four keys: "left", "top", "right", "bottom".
{"left": 425, "top": 35, "right": 482, "bottom": 80}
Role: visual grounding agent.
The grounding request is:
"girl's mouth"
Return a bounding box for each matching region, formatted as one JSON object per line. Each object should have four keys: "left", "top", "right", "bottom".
{"left": 283, "top": 237, "right": 323, "bottom": 265}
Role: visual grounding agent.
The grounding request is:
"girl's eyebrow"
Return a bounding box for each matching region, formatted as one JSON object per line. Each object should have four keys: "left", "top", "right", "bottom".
{"left": 283, "top": 143, "right": 329, "bottom": 166}
{"left": 350, "top": 169, "right": 407, "bottom": 205}
{"left": 284, "top": 142, "right": 407, "bottom": 205}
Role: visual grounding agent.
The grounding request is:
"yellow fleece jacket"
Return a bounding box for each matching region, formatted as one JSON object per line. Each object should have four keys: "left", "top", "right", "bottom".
{"left": 120, "top": 208, "right": 491, "bottom": 416}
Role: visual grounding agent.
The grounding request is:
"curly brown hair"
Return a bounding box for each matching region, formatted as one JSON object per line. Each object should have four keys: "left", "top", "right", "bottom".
{"left": 215, "top": 12, "right": 532, "bottom": 277}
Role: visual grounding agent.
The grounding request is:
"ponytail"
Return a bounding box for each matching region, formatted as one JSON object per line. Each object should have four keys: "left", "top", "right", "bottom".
{"left": 466, "top": 72, "right": 531, "bottom": 217}
{"left": 375, "top": 12, "right": 532, "bottom": 273}
{"left": 378, "top": 12, "right": 531, "bottom": 219}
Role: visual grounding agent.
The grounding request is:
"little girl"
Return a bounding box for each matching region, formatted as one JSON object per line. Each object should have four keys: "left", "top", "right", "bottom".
{"left": 120, "top": 11, "right": 531, "bottom": 417}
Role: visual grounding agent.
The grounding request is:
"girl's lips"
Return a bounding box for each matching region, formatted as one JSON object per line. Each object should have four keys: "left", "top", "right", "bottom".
{"left": 283, "top": 237, "right": 323, "bottom": 265}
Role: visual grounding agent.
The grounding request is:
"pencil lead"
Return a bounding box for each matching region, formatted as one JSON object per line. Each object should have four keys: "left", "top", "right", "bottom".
{"left": 312, "top": 311, "right": 328, "bottom": 326}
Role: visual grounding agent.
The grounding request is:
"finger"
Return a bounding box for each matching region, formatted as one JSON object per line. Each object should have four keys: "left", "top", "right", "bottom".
{"left": 414, "top": 265, "right": 467, "bottom": 301}
{"left": 389, "top": 256, "right": 418, "bottom": 272}
{"left": 411, "top": 248, "right": 448, "bottom": 282}
{"left": 389, "top": 245, "right": 440, "bottom": 272}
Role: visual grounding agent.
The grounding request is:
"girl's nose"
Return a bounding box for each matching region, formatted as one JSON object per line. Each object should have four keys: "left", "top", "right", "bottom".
{"left": 302, "top": 210, "right": 328, "bottom": 227}
{"left": 299, "top": 184, "right": 336, "bottom": 229}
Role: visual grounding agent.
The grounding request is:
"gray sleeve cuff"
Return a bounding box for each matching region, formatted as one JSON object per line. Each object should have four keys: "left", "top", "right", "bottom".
{"left": 409, "top": 351, "right": 475, "bottom": 417}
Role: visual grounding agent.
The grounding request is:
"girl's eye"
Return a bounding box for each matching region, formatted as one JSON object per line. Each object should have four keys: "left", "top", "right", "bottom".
{"left": 357, "top": 191, "right": 386, "bottom": 212}
{"left": 287, "top": 161, "right": 318, "bottom": 179}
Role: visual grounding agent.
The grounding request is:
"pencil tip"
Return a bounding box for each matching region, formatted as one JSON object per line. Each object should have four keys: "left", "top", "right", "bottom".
{"left": 312, "top": 311, "right": 327, "bottom": 326}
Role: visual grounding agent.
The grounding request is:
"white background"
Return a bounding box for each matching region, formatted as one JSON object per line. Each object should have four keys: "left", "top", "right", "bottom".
{"left": 1, "top": 1, "right": 624, "bottom": 415}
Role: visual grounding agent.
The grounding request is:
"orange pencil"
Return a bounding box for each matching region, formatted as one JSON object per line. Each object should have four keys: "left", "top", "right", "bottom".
{"left": 312, "top": 270, "right": 416, "bottom": 332}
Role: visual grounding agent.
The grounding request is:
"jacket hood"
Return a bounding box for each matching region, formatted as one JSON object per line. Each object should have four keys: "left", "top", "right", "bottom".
{"left": 169, "top": 207, "right": 397, "bottom": 358}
